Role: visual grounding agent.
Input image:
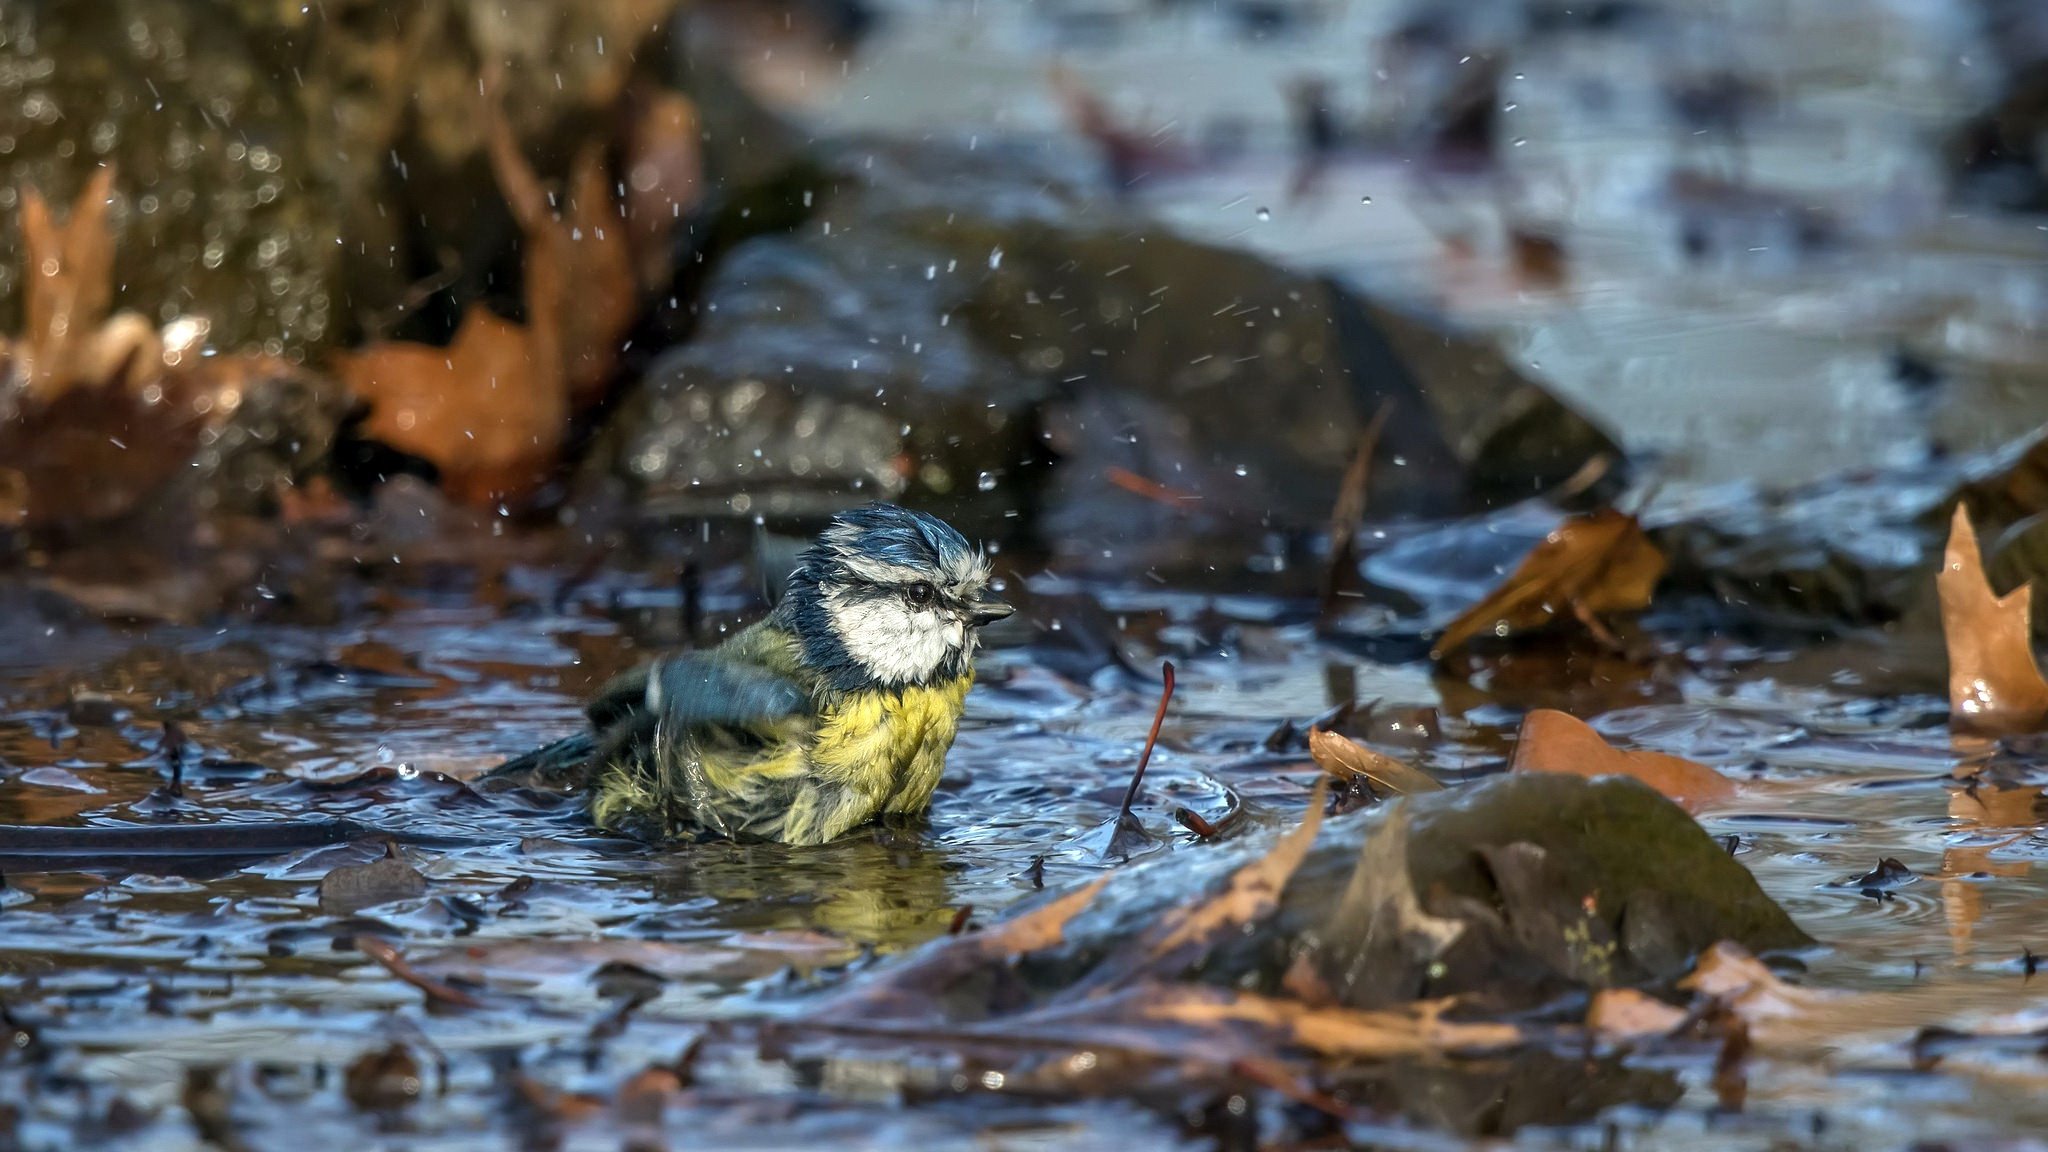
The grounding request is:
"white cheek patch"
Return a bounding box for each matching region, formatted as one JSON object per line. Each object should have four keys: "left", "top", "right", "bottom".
{"left": 826, "top": 590, "right": 956, "bottom": 686}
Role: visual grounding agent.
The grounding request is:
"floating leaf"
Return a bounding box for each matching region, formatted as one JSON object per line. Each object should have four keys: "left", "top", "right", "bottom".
{"left": 1940, "top": 504, "right": 2048, "bottom": 736}
{"left": 1509, "top": 709, "right": 1734, "bottom": 811}
{"left": 1432, "top": 508, "right": 1666, "bottom": 660}
{"left": 1308, "top": 729, "right": 1444, "bottom": 795}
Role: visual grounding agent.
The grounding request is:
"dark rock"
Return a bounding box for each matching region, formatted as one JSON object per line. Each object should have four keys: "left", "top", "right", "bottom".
{"left": 601, "top": 138, "right": 1623, "bottom": 580}
{"left": 1025, "top": 773, "right": 1809, "bottom": 1013}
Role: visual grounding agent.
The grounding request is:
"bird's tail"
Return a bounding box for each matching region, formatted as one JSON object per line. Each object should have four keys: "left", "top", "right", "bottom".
{"left": 480, "top": 731, "right": 601, "bottom": 794}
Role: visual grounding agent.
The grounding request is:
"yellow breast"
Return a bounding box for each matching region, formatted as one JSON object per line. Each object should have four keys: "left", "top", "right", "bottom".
{"left": 799, "top": 676, "right": 972, "bottom": 838}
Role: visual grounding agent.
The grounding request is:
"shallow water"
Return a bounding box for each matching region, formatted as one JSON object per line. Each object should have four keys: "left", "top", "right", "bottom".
{"left": 5, "top": 551, "right": 2048, "bottom": 1147}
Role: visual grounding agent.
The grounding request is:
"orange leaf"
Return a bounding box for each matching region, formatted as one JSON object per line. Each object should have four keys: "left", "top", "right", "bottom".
{"left": 1939, "top": 504, "right": 2048, "bottom": 736}
{"left": 1432, "top": 508, "right": 1666, "bottom": 660}
{"left": 18, "top": 166, "right": 119, "bottom": 399}
{"left": 339, "top": 304, "right": 565, "bottom": 505}
{"left": 1509, "top": 709, "right": 1734, "bottom": 811}
{"left": 1586, "top": 988, "right": 1688, "bottom": 1042}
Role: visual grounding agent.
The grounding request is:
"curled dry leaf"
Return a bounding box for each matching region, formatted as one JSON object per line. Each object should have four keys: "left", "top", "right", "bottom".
{"left": 1432, "top": 508, "right": 1666, "bottom": 660}
{"left": 1308, "top": 728, "right": 1445, "bottom": 795}
{"left": 1939, "top": 504, "right": 2048, "bottom": 736}
{"left": 1509, "top": 708, "right": 1734, "bottom": 812}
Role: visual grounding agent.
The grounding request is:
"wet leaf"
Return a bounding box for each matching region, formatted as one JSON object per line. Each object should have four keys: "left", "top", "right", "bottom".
{"left": 1308, "top": 729, "right": 1444, "bottom": 795}
{"left": 1508, "top": 709, "right": 1734, "bottom": 811}
{"left": 318, "top": 854, "right": 427, "bottom": 915}
{"left": 1431, "top": 508, "right": 1666, "bottom": 660}
{"left": 1940, "top": 504, "right": 2048, "bottom": 736}
{"left": 1586, "top": 988, "right": 1688, "bottom": 1042}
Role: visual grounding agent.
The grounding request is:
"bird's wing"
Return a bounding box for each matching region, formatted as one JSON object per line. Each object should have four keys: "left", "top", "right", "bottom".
{"left": 637, "top": 652, "right": 810, "bottom": 733}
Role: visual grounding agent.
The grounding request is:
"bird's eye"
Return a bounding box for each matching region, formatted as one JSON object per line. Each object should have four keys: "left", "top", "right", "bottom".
{"left": 904, "top": 581, "right": 937, "bottom": 609}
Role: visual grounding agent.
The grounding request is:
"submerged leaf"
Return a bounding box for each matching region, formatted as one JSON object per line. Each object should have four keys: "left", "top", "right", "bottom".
{"left": 1432, "top": 508, "right": 1666, "bottom": 660}
{"left": 1509, "top": 709, "right": 1734, "bottom": 812}
{"left": 1309, "top": 729, "right": 1444, "bottom": 795}
{"left": 1940, "top": 504, "right": 2048, "bottom": 736}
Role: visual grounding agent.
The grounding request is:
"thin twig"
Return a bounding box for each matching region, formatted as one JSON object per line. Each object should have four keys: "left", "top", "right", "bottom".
{"left": 356, "top": 936, "right": 486, "bottom": 1010}
{"left": 1118, "top": 661, "right": 1177, "bottom": 828}
{"left": 1317, "top": 401, "right": 1392, "bottom": 629}
{"left": 1104, "top": 466, "right": 1201, "bottom": 510}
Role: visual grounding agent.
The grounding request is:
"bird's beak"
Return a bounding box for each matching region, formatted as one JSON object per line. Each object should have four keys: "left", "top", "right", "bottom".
{"left": 968, "top": 598, "right": 1015, "bottom": 627}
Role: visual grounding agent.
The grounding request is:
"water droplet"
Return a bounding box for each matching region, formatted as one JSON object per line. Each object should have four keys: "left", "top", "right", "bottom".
{"left": 977, "top": 471, "right": 998, "bottom": 492}
{"left": 1233, "top": 464, "right": 1249, "bottom": 477}
{"left": 1255, "top": 207, "right": 1271, "bottom": 221}
{"left": 989, "top": 247, "right": 1004, "bottom": 270}
{"left": 1360, "top": 195, "right": 1373, "bottom": 204}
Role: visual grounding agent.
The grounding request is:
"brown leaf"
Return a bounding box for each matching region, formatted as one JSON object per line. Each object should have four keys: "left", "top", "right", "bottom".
{"left": 1940, "top": 504, "right": 2048, "bottom": 735}
{"left": 1432, "top": 508, "right": 1666, "bottom": 660}
{"left": 1586, "top": 988, "right": 1689, "bottom": 1042}
{"left": 1509, "top": 709, "right": 1734, "bottom": 811}
{"left": 1308, "top": 729, "right": 1444, "bottom": 795}
{"left": 339, "top": 304, "right": 566, "bottom": 505}
{"left": 1078, "top": 781, "right": 1327, "bottom": 991}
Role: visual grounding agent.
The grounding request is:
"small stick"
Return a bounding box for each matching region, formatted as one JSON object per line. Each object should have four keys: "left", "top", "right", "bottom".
{"left": 1317, "top": 401, "right": 1392, "bottom": 628}
{"left": 1103, "top": 466, "right": 1201, "bottom": 510}
{"left": 947, "top": 905, "right": 974, "bottom": 936}
{"left": 1117, "top": 661, "right": 1177, "bottom": 829}
{"left": 1172, "top": 807, "right": 1218, "bottom": 839}
{"left": 356, "top": 936, "right": 486, "bottom": 1010}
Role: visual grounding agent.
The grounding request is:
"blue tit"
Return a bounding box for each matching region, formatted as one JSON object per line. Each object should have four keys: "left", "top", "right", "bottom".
{"left": 490, "top": 502, "right": 1013, "bottom": 847}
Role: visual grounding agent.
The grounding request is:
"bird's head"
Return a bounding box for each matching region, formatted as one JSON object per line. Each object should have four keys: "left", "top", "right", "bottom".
{"left": 777, "top": 503, "right": 1013, "bottom": 692}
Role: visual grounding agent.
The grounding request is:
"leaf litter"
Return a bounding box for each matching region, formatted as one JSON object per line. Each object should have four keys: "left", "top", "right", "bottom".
{"left": 1940, "top": 503, "right": 2048, "bottom": 737}
{"left": 1509, "top": 708, "right": 1736, "bottom": 811}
